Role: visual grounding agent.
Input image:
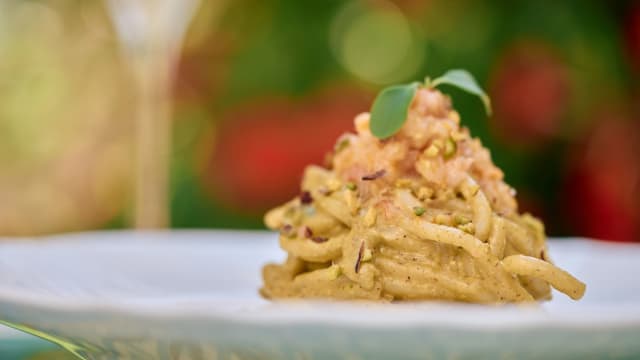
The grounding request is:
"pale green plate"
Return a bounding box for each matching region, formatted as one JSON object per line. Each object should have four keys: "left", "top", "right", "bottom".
{"left": 1, "top": 231, "right": 639, "bottom": 359}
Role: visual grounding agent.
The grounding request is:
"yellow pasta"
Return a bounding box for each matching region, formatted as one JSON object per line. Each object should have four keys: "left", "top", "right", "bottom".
{"left": 260, "top": 87, "right": 585, "bottom": 303}
{"left": 488, "top": 215, "right": 506, "bottom": 259}
{"left": 501, "top": 255, "right": 586, "bottom": 300}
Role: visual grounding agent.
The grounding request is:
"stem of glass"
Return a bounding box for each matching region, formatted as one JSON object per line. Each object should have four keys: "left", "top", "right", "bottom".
{"left": 132, "top": 47, "right": 172, "bottom": 228}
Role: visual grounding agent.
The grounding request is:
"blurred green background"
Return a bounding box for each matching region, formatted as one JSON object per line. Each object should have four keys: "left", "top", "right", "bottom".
{"left": 0, "top": 0, "right": 638, "bottom": 241}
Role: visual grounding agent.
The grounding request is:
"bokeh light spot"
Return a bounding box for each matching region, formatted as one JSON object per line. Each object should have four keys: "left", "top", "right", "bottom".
{"left": 331, "top": 1, "right": 422, "bottom": 84}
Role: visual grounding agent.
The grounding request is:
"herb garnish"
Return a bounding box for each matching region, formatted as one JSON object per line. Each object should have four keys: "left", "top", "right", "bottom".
{"left": 369, "top": 69, "right": 491, "bottom": 139}
{"left": 370, "top": 82, "right": 420, "bottom": 139}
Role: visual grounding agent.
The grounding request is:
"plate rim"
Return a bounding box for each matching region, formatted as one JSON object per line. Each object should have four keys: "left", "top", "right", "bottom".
{"left": 1, "top": 230, "right": 640, "bottom": 331}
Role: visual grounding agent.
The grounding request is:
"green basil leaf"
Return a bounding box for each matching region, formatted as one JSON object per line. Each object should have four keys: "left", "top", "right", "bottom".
{"left": 430, "top": 69, "right": 492, "bottom": 116}
{"left": 370, "top": 82, "right": 420, "bottom": 139}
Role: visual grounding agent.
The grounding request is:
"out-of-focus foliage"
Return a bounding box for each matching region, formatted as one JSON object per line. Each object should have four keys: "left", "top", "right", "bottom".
{"left": 0, "top": 0, "right": 638, "bottom": 241}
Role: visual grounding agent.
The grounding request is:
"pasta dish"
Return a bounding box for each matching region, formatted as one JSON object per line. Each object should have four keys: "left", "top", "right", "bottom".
{"left": 261, "top": 86, "right": 585, "bottom": 303}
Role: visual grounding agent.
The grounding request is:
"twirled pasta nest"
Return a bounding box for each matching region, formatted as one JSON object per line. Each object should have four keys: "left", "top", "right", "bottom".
{"left": 261, "top": 88, "right": 585, "bottom": 303}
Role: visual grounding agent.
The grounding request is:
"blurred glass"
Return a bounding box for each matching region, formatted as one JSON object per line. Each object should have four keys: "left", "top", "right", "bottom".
{"left": 106, "top": 0, "right": 201, "bottom": 228}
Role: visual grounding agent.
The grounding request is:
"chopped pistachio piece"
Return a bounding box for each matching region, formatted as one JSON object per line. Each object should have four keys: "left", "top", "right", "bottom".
{"left": 448, "top": 110, "right": 461, "bottom": 124}
{"left": 334, "top": 137, "right": 350, "bottom": 153}
{"left": 461, "top": 183, "right": 480, "bottom": 199}
{"left": 444, "top": 138, "right": 457, "bottom": 158}
{"left": 328, "top": 265, "right": 342, "bottom": 280}
{"left": 434, "top": 213, "right": 452, "bottom": 225}
{"left": 426, "top": 144, "right": 440, "bottom": 157}
{"left": 364, "top": 207, "right": 377, "bottom": 227}
{"left": 436, "top": 188, "right": 454, "bottom": 201}
{"left": 413, "top": 206, "right": 426, "bottom": 216}
{"left": 395, "top": 178, "right": 412, "bottom": 188}
{"left": 344, "top": 189, "right": 359, "bottom": 214}
{"left": 326, "top": 178, "right": 342, "bottom": 191}
{"left": 417, "top": 186, "right": 433, "bottom": 200}
{"left": 285, "top": 206, "right": 303, "bottom": 225}
{"left": 362, "top": 248, "right": 373, "bottom": 262}
{"left": 303, "top": 206, "right": 316, "bottom": 217}
{"left": 454, "top": 215, "right": 471, "bottom": 225}
{"left": 458, "top": 222, "right": 475, "bottom": 234}
{"left": 283, "top": 206, "right": 296, "bottom": 217}
{"left": 345, "top": 182, "right": 357, "bottom": 191}
{"left": 451, "top": 130, "right": 465, "bottom": 141}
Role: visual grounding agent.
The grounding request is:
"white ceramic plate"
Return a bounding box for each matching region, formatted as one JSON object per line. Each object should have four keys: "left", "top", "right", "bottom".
{"left": 0, "top": 231, "right": 639, "bottom": 359}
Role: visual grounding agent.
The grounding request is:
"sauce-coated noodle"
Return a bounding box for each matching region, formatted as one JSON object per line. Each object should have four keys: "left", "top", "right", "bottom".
{"left": 261, "top": 88, "right": 585, "bottom": 303}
